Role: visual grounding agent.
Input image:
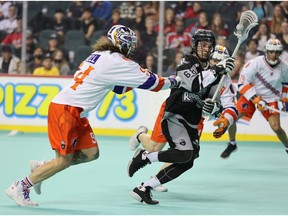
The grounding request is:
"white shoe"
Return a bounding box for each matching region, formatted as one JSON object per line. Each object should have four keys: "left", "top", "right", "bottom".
{"left": 30, "top": 160, "right": 45, "bottom": 195}
{"left": 5, "top": 182, "right": 38, "bottom": 206}
{"left": 153, "top": 184, "right": 168, "bottom": 192}
{"left": 128, "top": 126, "right": 148, "bottom": 151}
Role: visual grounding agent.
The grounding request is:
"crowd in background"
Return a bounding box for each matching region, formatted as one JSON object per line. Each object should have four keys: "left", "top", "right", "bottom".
{"left": 0, "top": 1, "right": 288, "bottom": 80}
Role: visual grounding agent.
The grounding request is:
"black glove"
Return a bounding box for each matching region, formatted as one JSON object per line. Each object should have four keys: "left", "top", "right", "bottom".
{"left": 202, "top": 98, "right": 223, "bottom": 118}
{"left": 212, "top": 57, "right": 236, "bottom": 76}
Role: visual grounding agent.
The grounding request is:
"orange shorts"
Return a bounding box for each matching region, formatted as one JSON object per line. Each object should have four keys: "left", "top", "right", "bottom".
{"left": 48, "top": 102, "right": 98, "bottom": 156}
{"left": 150, "top": 101, "right": 205, "bottom": 143}
{"left": 236, "top": 96, "right": 279, "bottom": 121}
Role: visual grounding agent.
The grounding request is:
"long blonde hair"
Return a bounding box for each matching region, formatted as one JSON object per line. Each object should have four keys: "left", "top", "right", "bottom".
{"left": 91, "top": 37, "right": 120, "bottom": 53}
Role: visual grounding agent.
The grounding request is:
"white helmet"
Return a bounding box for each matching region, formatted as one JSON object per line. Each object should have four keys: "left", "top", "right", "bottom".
{"left": 265, "top": 38, "right": 283, "bottom": 65}
{"left": 212, "top": 45, "right": 230, "bottom": 61}
{"left": 107, "top": 25, "right": 137, "bottom": 58}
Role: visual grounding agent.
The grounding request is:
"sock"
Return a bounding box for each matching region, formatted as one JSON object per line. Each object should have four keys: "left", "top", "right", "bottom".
{"left": 147, "top": 152, "right": 159, "bottom": 162}
{"left": 21, "top": 177, "right": 33, "bottom": 189}
{"left": 229, "top": 140, "right": 236, "bottom": 145}
{"left": 143, "top": 176, "right": 161, "bottom": 188}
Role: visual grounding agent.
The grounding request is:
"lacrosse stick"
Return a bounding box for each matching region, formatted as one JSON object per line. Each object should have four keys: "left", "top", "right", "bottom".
{"left": 211, "top": 10, "right": 258, "bottom": 102}
{"left": 265, "top": 105, "right": 288, "bottom": 115}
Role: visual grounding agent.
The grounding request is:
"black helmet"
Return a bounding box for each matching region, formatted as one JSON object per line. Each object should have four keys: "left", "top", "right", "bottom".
{"left": 191, "top": 29, "right": 216, "bottom": 61}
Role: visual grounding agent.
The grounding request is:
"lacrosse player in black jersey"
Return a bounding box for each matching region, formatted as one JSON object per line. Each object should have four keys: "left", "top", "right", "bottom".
{"left": 127, "top": 29, "right": 238, "bottom": 205}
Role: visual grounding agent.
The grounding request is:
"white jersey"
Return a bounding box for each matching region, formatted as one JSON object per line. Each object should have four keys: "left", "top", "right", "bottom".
{"left": 238, "top": 56, "right": 288, "bottom": 103}
{"left": 52, "top": 50, "right": 171, "bottom": 115}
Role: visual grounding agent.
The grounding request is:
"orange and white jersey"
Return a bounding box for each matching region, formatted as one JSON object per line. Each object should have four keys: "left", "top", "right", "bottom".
{"left": 209, "top": 75, "right": 238, "bottom": 125}
{"left": 52, "top": 50, "right": 171, "bottom": 115}
{"left": 238, "top": 56, "right": 288, "bottom": 103}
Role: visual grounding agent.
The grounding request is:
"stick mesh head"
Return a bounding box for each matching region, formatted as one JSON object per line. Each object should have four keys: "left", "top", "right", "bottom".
{"left": 234, "top": 10, "right": 258, "bottom": 41}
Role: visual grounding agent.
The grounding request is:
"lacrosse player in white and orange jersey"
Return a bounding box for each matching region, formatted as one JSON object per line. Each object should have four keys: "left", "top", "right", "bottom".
{"left": 221, "top": 38, "right": 288, "bottom": 158}
{"left": 5, "top": 25, "right": 182, "bottom": 207}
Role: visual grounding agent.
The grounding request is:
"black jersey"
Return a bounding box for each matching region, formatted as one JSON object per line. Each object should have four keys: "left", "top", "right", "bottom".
{"left": 165, "top": 54, "right": 220, "bottom": 125}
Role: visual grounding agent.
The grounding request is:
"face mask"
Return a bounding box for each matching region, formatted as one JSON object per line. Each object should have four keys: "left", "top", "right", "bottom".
{"left": 54, "top": 59, "right": 62, "bottom": 64}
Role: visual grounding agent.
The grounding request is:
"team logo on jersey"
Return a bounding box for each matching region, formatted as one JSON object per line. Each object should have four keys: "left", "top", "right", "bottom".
{"left": 86, "top": 54, "right": 101, "bottom": 64}
{"left": 182, "top": 92, "right": 194, "bottom": 102}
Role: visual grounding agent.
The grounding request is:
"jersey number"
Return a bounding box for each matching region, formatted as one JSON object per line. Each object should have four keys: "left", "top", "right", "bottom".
{"left": 71, "top": 65, "right": 94, "bottom": 90}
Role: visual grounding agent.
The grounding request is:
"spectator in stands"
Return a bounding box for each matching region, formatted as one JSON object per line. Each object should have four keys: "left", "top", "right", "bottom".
{"left": 66, "top": 1, "right": 87, "bottom": 29}
{"left": 52, "top": 49, "right": 70, "bottom": 76}
{"left": 81, "top": 7, "right": 98, "bottom": 45}
{"left": 144, "top": 53, "right": 157, "bottom": 73}
{"left": 249, "top": 1, "right": 273, "bottom": 22}
{"left": 129, "top": 5, "right": 146, "bottom": 33}
{"left": 119, "top": 2, "right": 136, "bottom": 20}
{"left": 218, "top": 1, "right": 244, "bottom": 32}
{"left": 252, "top": 21, "right": 276, "bottom": 52}
{"left": 26, "top": 31, "right": 37, "bottom": 64}
{"left": 154, "top": 7, "right": 175, "bottom": 35}
{"left": 169, "top": 1, "right": 193, "bottom": 20}
{"left": 210, "top": 12, "right": 229, "bottom": 38}
{"left": 132, "top": 29, "right": 146, "bottom": 67}
{"left": 143, "top": 1, "right": 159, "bottom": 21}
{"left": 0, "top": 45, "right": 20, "bottom": 74}
{"left": 104, "top": 9, "right": 127, "bottom": 30}
{"left": 33, "top": 53, "right": 60, "bottom": 76}
{"left": 28, "top": 5, "right": 52, "bottom": 38}
{"left": 0, "top": 1, "right": 12, "bottom": 21}
{"left": 91, "top": 1, "right": 112, "bottom": 23}
{"left": 183, "top": 2, "right": 202, "bottom": 20}
{"left": 164, "top": 51, "right": 184, "bottom": 77}
{"left": 270, "top": 4, "right": 285, "bottom": 35}
{"left": 185, "top": 11, "right": 210, "bottom": 36}
{"left": 244, "top": 38, "right": 264, "bottom": 63}
{"left": 229, "top": 51, "right": 245, "bottom": 81}
{"left": 276, "top": 20, "right": 288, "bottom": 51}
{"left": 140, "top": 16, "right": 157, "bottom": 54}
{"left": 0, "top": 4, "right": 18, "bottom": 34}
{"left": 280, "top": 1, "right": 288, "bottom": 20}
{"left": 44, "top": 33, "right": 61, "bottom": 57}
{"left": 51, "top": 9, "right": 70, "bottom": 45}
{"left": 1, "top": 17, "right": 22, "bottom": 58}
{"left": 166, "top": 18, "right": 192, "bottom": 53}
{"left": 26, "top": 47, "right": 43, "bottom": 74}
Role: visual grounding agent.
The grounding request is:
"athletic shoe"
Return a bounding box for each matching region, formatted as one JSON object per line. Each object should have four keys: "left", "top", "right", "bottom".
{"left": 30, "top": 160, "right": 45, "bottom": 195}
{"left": 128, "top": 126, "right": 148, "bottom": 151}
{"left": 153, "top": 184, "right": 168, "bottom": 192}
{"left": 131, "top": 183, "right": 159, "bottom": 205}
{"left": 220, "top": 143, "right": 237, "bottom": 158}
{"left": 5, "top": 181, "right": 38, "bottom": 206}
{"left": 128, "top": 148, "right": 151, "bottom": 177}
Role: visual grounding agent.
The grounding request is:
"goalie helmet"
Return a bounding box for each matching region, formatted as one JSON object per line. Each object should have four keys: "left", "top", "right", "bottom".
{"left": 107, "top": 25, "right": 137, "bottom": 58}
{"left": 212, "top": 45, "right": 230, "bottom": 61}
{"left": 264, "top": 38, "right": 283, "bottom": 65}
{"left": 191, "top": 29, "right": 216, "bottom": 61}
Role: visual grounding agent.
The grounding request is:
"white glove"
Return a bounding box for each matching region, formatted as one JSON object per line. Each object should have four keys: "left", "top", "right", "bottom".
{"left": 215, "top": 57, "right": 236, "bottom": 75}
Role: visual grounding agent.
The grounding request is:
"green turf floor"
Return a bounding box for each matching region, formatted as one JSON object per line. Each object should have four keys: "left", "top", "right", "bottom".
{"left": 0, "top": 131, "right": 287, "bottom": 215}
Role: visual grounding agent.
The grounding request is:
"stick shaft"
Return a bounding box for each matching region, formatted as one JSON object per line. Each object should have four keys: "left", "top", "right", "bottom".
{"left": 211, "top": 40, "right": 242, "bottom": 102}
{"left": 266, "top": 106, "right": 288, "bottom": 115}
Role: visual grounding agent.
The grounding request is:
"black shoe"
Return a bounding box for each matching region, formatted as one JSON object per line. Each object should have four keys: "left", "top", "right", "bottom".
{"left": 128, "top": 148, "right": 151, "bottom": 177}
{"left": 221, "top": 143, "right": 237, "bottom": 158}
{"left": 131, "top": 183, "right": 159, "bottom": 205}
